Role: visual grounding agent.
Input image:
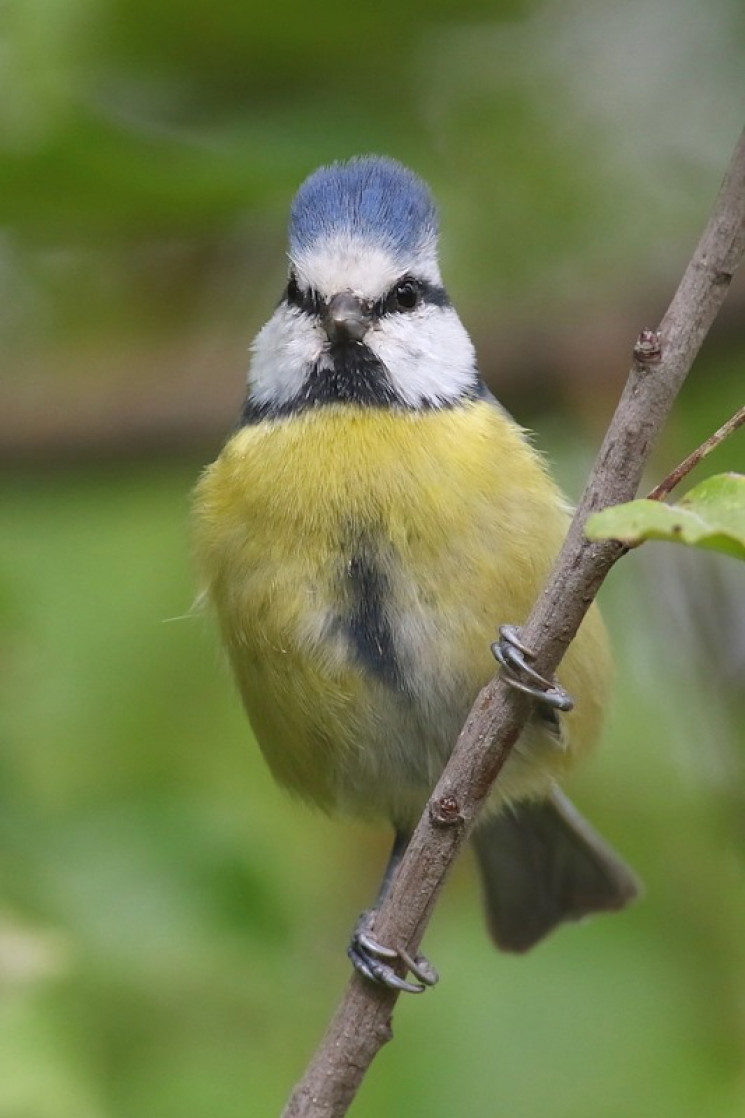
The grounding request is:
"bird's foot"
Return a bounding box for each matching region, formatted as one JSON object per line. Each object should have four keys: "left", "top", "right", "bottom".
{"left": 491, "top": 624, "right": 574, "bottom": 712}
{"left": 348, "top": 910, "right": 439, "bottom": 994}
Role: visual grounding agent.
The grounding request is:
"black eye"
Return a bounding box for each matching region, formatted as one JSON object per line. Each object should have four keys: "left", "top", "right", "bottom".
{"left": 393, "top": 277, "right": 420, "bottom": 311}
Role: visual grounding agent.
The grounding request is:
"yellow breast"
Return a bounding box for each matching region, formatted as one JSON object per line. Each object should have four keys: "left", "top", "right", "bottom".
{"left": 193, "top": 401, "right": 610, "bottom": 823}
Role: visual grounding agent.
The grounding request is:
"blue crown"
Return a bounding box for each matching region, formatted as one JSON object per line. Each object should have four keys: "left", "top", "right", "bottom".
{"left": 289, "top": 156, "right": 438, "bottom": 259}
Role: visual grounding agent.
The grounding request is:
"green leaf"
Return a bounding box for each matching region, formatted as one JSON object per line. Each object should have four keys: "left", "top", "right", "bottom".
{"left": 586, "top": 473, "right": 745, "bottom": 561}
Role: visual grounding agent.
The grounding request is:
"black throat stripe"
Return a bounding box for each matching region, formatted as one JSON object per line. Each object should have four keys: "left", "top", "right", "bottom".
{"left": 240, "top": 342, "right": 401, "bottom": 423}
{"left": 240, "top": 343, "right": 487, "bottom": 424}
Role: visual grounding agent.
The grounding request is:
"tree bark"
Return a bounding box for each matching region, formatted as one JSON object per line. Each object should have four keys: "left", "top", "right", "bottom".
{"left": 282, "top": 124, "right": 745, "bottom": 1118}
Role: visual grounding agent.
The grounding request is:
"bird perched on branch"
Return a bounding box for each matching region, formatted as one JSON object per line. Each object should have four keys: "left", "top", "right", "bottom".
{"left": 193, "top": 156, "right": 639, "bottom": 992}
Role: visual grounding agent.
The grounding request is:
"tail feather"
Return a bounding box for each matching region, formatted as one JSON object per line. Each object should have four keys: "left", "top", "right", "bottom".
{"left": 472, "top": 789, "right": 641, "bottom": 953}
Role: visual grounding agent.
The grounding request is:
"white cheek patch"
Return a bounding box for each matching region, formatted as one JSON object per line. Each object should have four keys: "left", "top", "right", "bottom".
{"left": 248, "top": 304, "right": 324, "bottom": 407}
{"left": 366, "top": 306, "right": 478, "bottom": 406}
{"left": 247, "top": 266, "right": 478, "bottom": 411}
{"left": 292, "top": 234, "right": 442, "bottom": 300}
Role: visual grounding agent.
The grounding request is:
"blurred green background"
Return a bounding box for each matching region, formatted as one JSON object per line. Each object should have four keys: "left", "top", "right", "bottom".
{"left": 2, "top": 0, "right": 745, "bottom": 1115}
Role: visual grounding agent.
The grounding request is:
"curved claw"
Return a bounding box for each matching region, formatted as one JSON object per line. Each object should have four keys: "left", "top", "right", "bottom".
{"left": 348, "top": 913, "right": 438, "bottom": 994}
{"left": 399, "top": 946, "right": 439, "bottom": 986}
{"left": 492, "top": 624, "right": 574, "bottom": 713}
{"left": 498, "top": 623, "right": 534, "bottom": 657}
{"left": 348, "top": 940, "right": 425, "bottom": 994}
{"left": 356, "top": 929, "right": 398, "bottom": 959}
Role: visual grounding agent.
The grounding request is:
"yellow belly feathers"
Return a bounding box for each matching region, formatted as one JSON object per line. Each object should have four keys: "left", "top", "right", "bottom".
{"left": 193, "top": 400, "right": 610, "bottom": 827}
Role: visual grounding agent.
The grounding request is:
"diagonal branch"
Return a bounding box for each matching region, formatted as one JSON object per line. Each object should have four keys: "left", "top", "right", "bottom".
{"left": 282, "top": 124, "right": 745, "bottom": 1118}
{"left": 646, "top": 403, "right": 745, "bottom": 501}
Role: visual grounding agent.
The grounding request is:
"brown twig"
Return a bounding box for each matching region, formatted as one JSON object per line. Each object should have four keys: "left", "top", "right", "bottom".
{"left": 282, "top": 125, "right": 745, "bottom": 1118}
{"left": 647, "top": 403, "right": 745, "bottom": 501}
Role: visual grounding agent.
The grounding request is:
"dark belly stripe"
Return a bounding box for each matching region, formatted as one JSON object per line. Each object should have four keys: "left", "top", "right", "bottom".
{"left": 343, "top": 549, "right": 405, "bottom": 691}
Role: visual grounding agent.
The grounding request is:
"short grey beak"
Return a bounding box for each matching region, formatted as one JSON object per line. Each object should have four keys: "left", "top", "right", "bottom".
{"left": 324, "top": 292, "right": 371, "bottom": 344}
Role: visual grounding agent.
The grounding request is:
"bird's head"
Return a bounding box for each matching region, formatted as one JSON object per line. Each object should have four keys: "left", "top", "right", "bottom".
{"left": 244, "top": 156, "right": 482, "bottom": 420}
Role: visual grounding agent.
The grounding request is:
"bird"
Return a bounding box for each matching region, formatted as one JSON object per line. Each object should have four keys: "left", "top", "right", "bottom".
{"left": 192, "top": 155, "right": 639, "bottom": 993}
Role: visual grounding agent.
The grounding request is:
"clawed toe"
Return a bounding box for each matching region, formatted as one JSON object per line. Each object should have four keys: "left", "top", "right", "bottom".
{"left": 398, "top": 945, "right": 439, "bottom": 986}
{"left": 492, "top": 623, "right": 574, "bottom": 712}
{"left": 348, "top": 912, "right": 439, "bottom": 994}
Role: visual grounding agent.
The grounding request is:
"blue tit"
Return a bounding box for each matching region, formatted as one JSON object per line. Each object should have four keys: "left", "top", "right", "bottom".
{"left": 193, "top": 156, "right": 639, "bottom": 993}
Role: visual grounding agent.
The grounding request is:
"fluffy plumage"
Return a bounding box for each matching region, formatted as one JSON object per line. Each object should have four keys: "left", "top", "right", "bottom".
{"left": 195, "top": 401, "right": 609, "bottom": 825}
{"left": 192, "top": 156, "right": 639, "bottom": 964}
{"left": 290, "top": 156, "right": 438, "bottom": 262}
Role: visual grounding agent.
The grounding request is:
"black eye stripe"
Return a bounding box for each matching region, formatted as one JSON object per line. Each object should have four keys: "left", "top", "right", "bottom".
{"left": 282, "top": 273, "right": 450, "bottom": 319}
{"left": 374, "top": 279, "right": 450, "bottom": 317}
{"left": 284, "top": 273, "right": 324, "bottom": 316}
{"left": 420, "top": 281, "right": 449, "bottom": 307}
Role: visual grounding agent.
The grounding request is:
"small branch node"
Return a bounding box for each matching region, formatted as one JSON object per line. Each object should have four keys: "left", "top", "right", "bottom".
{"left": 633, "top": 327, "right": 662, "bottom": 365}
{"left": 429, "top": 795, "right": 464, "bottom": 828}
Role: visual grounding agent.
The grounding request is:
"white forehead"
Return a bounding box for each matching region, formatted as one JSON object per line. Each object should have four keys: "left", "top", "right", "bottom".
{"left": 290, "top": 232, "right": 442, "bottom": 301}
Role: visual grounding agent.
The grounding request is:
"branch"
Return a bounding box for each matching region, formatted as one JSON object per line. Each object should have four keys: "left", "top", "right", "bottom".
{"left": 647, "top": 403, "right": 745, "bottom": 501}
{"left": 282, "top": 125, "right": 745, "bottom": 1118}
